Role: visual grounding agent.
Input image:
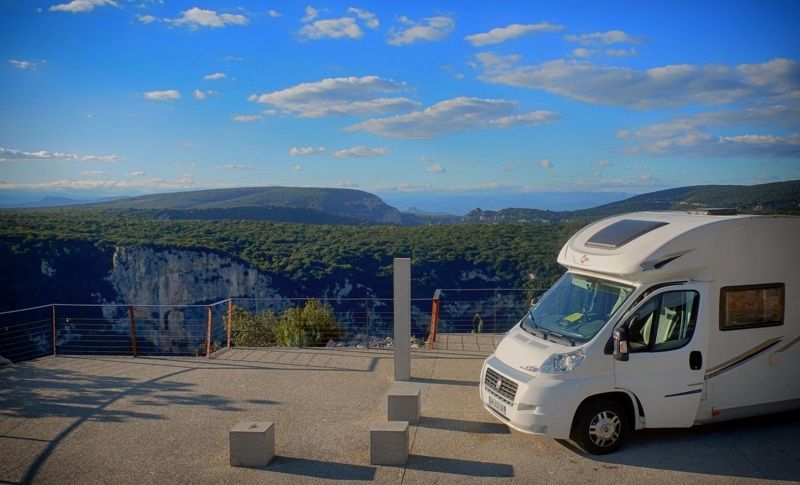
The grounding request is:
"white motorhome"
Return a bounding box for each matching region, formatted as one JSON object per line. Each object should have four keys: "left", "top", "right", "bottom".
{"left": 480, "top": 210, "right": 799, "bottom": 454}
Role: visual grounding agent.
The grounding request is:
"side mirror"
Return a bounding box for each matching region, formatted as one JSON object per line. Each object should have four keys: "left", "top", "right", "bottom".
{"left": 613, "top": 327, "right": 629, "bottom": 362}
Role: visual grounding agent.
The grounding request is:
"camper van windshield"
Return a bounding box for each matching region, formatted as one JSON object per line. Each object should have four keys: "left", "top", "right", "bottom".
{"left": 522, "top": 273, "right": 634, "bottom": 345}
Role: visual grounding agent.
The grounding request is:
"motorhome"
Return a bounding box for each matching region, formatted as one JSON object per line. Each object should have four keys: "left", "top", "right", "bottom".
{"left": 480, "top": 210, "right": 799, "bottom": 454}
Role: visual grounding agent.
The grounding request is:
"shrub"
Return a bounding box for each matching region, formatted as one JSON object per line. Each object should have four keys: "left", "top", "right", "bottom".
{"left": 275, "top": 299, "right": 342, "bottom": 347}
{"left": 232, "top": 305, "right": 279, "bottom": 347}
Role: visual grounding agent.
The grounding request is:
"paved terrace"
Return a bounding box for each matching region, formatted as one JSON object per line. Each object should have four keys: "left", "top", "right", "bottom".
{"left": 1, "top": 336, "right": 798, "bottom": 484}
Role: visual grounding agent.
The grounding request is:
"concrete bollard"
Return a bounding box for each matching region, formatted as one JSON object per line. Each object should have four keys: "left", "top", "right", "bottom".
{"left": 387, "top": 383, "right": 420, "bottom": 424}
{"left": 370, "top": 421, "right": 409, "bottom": 465}
{"left": 229, "top": 421, "right": 275, "bottom": 467}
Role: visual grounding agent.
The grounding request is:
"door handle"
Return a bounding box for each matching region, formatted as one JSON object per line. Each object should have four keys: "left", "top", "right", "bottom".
{"left": 689, "top": 351, "right": 702, "bottom": 370}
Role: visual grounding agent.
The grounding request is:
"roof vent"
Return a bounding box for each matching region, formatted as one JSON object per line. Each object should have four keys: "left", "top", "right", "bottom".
{"left": 586, "top": 219, "right": 669, "bottom": 250}
{"left": 688, "top": 208, "right": 738, "bottom": 216}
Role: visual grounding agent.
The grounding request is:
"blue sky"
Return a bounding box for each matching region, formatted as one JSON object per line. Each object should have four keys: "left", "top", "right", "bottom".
{"left": 1, "top": 0, "right": 799, "bottom": 206}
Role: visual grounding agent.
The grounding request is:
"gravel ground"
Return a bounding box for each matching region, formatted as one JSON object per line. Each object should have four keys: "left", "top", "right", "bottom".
{"left": 1, "top": 340, "right": 798, "bottom": 484}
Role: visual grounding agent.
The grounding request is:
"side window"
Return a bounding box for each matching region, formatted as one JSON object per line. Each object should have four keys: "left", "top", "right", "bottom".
{"left": 720, "top": 284, "right": 784, "bottom": 330}
{"left": 653, "top": 291, "right": 699, "bottom": 351}
{"left": 627, "top": 296, "right": 659, "bottom": 352}
{"left": 625, "top": 290, "right": 699, "bottom": 352}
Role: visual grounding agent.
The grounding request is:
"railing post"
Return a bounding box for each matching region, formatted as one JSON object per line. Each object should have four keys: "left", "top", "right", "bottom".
{"left": 364, "top": 298, "right": 370, "bottom": 349}
{"left": 129, "top": 306, "right": 138, "bottom": 357}
{"left": 226, "top": 299, "right": 233, "bottom": 348}
{"left": 493, "top": 289, "right": 498, "bottom": 334}
{"left": 206, "top": 305, "right": 212, "bottom": 359}
{"left": 51, "top": 305, "right": 57, "bottom": 356}
{"left": 426, "top": 289, "right": 441, "bottom": 347}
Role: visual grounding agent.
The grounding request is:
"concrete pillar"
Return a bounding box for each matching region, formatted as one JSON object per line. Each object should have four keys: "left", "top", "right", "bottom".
{"left": 229, "top": 421, "right": 275, "bottom": 467}
{"left": 394, "top": 258, "right": 411, "bottom": 381}
{"left": 370, "top": 421, "right": 409, "bottom": 465}
{"left": 388, "top": 383, "right": 420, "bottom": 424}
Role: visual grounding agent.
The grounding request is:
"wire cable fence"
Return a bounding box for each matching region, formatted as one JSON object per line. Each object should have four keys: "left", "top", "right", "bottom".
{"left": 434, "top": 288, "right": 547, "bottom": 335}
{"left": 0, "top": 288, "right": 545, "bottom": 363}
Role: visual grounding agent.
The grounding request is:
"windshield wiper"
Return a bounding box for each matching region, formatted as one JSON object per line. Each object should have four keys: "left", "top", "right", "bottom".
{"left": 543, "top": 328, "right": 576, "bottom": 347}
{"left": 522, "top": 312, "right": 548, "bottom": 340}
{"left": 523, "top": 312, "right": 575, "bottom": 346}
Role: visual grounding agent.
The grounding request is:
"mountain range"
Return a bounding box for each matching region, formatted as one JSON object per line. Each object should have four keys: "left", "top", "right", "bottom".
{"left": 21, "top": 179, "right": 798, "bottom": 225}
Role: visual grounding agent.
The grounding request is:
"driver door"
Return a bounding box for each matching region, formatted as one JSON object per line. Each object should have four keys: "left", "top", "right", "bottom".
{"left": 614, "top": 284, "right": 709, "bottom": 428}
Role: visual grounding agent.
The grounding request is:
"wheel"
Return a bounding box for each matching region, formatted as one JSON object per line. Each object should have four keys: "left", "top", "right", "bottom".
{"left": 571, "top": 399, "right": 630, "bottom": 455}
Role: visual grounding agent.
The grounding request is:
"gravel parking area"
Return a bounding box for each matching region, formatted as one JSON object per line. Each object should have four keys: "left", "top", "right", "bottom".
{"left": 1, "top": 342, "right": 798, "bottom": 484}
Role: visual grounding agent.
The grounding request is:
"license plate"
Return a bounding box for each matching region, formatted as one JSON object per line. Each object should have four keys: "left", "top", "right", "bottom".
{"left": 487, "top": 393, "right": 507, "bottom": 416}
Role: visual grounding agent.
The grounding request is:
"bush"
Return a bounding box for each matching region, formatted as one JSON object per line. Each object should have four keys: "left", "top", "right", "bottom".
{"left": 275, "top": 299, "right": 343, "bottom": 347}
{"left": 232, "top": 305, "right": 279, "bottom": 347}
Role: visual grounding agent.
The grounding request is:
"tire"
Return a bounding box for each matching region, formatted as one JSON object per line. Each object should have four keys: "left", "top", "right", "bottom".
{"left": 571, "top": 399, "right": 630, "bottom": 455}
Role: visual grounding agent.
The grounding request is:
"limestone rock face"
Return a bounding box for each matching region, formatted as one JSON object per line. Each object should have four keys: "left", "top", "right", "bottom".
{"left": 107, "top": 246, "right": 283, "bottom": 305}
{"left": 100, "top": 246, "right": 288, "bottom": 353}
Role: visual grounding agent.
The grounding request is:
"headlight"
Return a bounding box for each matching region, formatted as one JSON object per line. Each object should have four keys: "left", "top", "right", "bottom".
{"left": 538, "top": 349, "right": 585, "bottom": 374}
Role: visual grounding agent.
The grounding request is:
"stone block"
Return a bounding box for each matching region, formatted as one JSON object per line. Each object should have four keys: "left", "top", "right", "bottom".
{"left": 388, "top": 383, "right": 420, "bottom": 424}
{"left": 229, "top": 421, "right": 275, "bottom": 467}
{"left": 370, "top": 421, "right": 409, "bottom": 465}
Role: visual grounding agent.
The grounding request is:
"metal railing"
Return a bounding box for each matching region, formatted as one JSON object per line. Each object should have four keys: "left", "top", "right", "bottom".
{"left": 0, "top": 288, "right": 544, "bottom": 363}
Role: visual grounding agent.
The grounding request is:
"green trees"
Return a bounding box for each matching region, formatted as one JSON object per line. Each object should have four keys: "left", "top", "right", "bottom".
{"left": 231, "top": 306, "right": 279, "bottom": 347}
{"left": 232, "top": 299, "right": 343, "bottom": 347}
{"left": 275, "top": 299, "right": 342, "bottom": 347}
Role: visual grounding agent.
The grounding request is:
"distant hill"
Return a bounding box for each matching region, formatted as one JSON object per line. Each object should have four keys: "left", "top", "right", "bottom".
{"left": 463, "top": 180, "right": 800, "bottom": 223}
{"left": 80, "top": 187, "right": 402, "bottom": 225}
{"left": 0, "top": 195, "right": 128, "bottom": 208}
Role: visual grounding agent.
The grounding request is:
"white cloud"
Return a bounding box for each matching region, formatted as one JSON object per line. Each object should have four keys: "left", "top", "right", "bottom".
{"left": 167, "top": 7, "right": 248, "bottom": 30}
{"left": 193, "top": 89, "right": 206, "bottom": 100}
{"left": 249, "top": 76, "right": 419, "bottom": 117}
{"left": 565, "top": 30, "right": 643, "bottom": 45}
{"left": 595, "top": 159, "right": 612, "bottom": 168}
{"left": 267, "top": 9, "right": 281, "bottom": 18}
{"left": 571, "top": 48, "right": 595, "bottom": 58}
{"left": 126, "top": 171, "right": 145, "bottom": 176}
{"left": 332, "top": 146, "right": 389, "bottom": 158}
{"left": 216, "top": 164, "right": 254, "bottom": 170}
{"left": 348, "top": 7, "right": 379, "bottom": 29}
{"left": 204, "top": 72, "right": 226, "bottom": 81}
{"left": 80, "top": 170, "right": 108, "bottom": 176}
{"left": 539, "top": 159, "right": 553, "bottom": 169}
{"left": 620, "top": 105, "right": 800, "bottom": 158}
{"left": 335, "top": 180, "right": 358, "bottom": 188}
{"left": 426, "top": 163, "right": 446, "bottom": 173}
{"left": 0, "top": 146, "right": 121, "bottom": 162}
{"left": 371, "top": 182, "right": 515, "bottom": 193}
{"left": 9, "top": 59, "right": 44, "bottom": 69}
{"left": 49, "top": 0, "right": 117, "bottom": 13}
{"left": 347, "top": 97, "right": 558, "bottom": 139}
{"left": 388, "top": 15, "right": 454, "bottom": 46}
{"left": 418, "top": 156, "right": 431, "bottom": 163}
{"left": 302, "top": 6, "right": 320, "bottom": 22}
{"left": 232, "top": 114, "right": 263, "bottom": 122}
{"left": 292, "top": 164, "right": 303, "bottom": 171}
{"left": 136, "top": 14, "right": 157, "bottom": 24}
{"left": 289, "top": 146, "right": 326, "bottom": 156}
{"left": 299, "top": 17, "right": 363, "bottom": 40}
{"left": 465, "top": 22, "right": 563, "bottom": 47}
{"left": 475, "top": 55, "right": 800, "bottom": 108}
{"left": 0, "top": 175, "right": 195, "bottom": 191}
{"left": 627, "top": 132, "right": 800, "bottom": 158}
{"left": 143, "top": 89, "right": 180, "bottom": 100}
{"left": 605, "top": 47, "right": 637, "bottom": 57}
{"left": 441, "top": 64, "right": 465, "bottom": 79}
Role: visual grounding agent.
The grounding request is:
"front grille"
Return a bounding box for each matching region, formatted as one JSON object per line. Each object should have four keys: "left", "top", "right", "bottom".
{"left": 484, "top": 367, "right": 518, "bottom": 404}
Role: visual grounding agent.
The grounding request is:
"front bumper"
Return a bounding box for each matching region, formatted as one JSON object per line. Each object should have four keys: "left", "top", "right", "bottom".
{"left": 480, "top": 354, "right": 583, "bottom": 439}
